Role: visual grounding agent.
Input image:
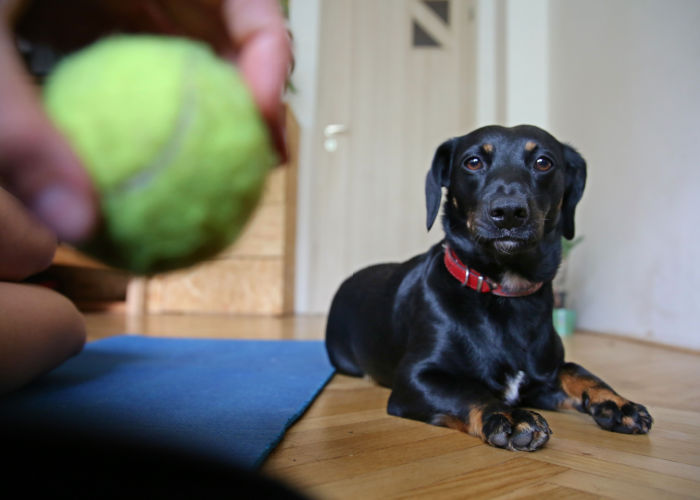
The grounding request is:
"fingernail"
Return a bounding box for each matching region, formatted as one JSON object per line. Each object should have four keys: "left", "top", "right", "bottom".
{"left": 32, "top": 186, "right": 96, "bottom": 243}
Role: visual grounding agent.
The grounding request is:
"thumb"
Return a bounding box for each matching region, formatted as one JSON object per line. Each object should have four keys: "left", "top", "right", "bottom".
{"left": 0, "top": 24, "right": 97, "bottom": 243}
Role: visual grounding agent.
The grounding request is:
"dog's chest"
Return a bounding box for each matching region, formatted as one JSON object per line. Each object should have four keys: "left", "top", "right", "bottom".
{"left": 502, "top": 370, "right": 526, "bottom": 405}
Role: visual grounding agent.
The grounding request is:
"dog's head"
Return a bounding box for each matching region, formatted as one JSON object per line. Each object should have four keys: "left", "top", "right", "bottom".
{"left": 426, "top": 125, "right": 586, "bottom": 258}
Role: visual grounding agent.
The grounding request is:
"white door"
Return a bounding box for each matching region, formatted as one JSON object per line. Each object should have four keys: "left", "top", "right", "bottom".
{"left": 305, "top": 0, "right": 477, "bottom": 312}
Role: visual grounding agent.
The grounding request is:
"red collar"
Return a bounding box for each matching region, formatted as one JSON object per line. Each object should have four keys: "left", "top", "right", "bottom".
{"left": 443, "top": 245, "right": 543, "bottom": 297}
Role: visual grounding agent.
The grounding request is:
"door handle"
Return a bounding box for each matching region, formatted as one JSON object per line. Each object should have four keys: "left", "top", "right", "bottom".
{"left": 324, "top": 124, "right": 348, "bottom": 137}
{"left": 323, "top": 124, "right": 348, "bottom": 153}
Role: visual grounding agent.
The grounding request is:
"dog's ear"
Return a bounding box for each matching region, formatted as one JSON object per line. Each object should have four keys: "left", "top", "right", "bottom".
{"left": 425, "top": 138, "right": 455, "bottom": 231}
{"left": 561, "top": 144, "right": 587, "bottom": 239}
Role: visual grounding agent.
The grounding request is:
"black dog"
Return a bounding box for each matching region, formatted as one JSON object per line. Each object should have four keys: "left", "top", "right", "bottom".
{"left": 325, "top": 125, "right": 652, "bottom": 451}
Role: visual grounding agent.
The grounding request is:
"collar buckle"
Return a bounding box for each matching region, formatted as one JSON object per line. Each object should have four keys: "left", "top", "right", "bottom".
{"left": 461, "top": 268, "right": 470, "bottom": 287}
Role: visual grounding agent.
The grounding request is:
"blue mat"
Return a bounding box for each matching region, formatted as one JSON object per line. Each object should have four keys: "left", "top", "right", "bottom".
{"left": 0, "top": 335, "right": 335, "bottom": 469}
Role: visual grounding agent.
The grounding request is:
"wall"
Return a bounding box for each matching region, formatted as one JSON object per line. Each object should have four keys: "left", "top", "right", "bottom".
{"left": 547, "top": 0, "right": 700, "bottom": 349}
{"left": 290, "top": 0, "right": 700, "bottom": 350}
{"left": 475, "top": 0, "right": 700, "bottom": 349}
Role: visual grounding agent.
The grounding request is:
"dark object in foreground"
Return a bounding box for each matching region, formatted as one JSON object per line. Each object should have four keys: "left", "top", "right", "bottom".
{"left": 1, "top": 423, "right": 307, "bottom": 499}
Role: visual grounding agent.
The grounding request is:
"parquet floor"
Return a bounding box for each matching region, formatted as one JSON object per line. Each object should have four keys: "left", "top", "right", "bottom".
{"left": 85, "top": 313, "right": 700, "bottom": 499}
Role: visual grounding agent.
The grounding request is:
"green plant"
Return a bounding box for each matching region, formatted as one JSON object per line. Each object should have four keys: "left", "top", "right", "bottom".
{"left": 561, "top": 236, "right": 583, "bottom": 260}
{"left": 553, "top": 236, "right": 583, "bottom": 310}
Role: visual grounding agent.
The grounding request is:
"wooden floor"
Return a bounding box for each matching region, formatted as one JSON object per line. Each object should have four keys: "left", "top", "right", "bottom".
{"left": 85, "top": 313, "right": 700, "bottom": 499}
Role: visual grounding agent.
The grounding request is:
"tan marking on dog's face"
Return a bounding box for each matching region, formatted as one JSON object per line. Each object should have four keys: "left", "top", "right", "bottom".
{"left": 452, "top": 197, "right": 459, "bottom": 209}
{"left": 482, "top": 143, "right": 494, "bottom": 154}
{"left": 525, "top": 141, "right": 537, "bottom": 152}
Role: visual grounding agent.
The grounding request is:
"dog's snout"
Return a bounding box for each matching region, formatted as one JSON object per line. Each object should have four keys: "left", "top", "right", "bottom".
{"left": 489, "top": 198, "right": 529, "bottom": 229}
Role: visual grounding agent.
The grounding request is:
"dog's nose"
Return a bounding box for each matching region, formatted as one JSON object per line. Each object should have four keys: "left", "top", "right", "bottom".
{"left": 489, "top": 198, "right": 529, "bottom": 229}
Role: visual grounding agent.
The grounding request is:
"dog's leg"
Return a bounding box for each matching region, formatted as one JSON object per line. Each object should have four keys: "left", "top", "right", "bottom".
{"left": 438, "top": 404, "right": 552, "bottom": 452}
{"left": 387, "top": 371, "right": 551, "bottom": 451}
{"left": 533, "top": 362, "right": 653, "bottom": 434}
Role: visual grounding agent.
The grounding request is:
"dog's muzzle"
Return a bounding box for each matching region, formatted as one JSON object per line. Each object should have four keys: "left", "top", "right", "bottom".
{"left": 474, "top": 195, "right": 542, "bottom": 255}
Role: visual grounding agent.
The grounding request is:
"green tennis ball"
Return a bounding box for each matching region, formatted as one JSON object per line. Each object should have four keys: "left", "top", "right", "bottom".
{"left": 44, "top": 35, "right": 277, "bottom": 274}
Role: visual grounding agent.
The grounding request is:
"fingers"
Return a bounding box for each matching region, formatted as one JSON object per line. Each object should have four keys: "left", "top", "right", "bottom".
{"left": 0, "top": 187, "right": 57, "bottom": 281}
{"left": 223, "top": 0, "right": 291, "bottom": 162}
{"left": 0, "top": 21, "right": 98, "bottom": 243}
{"left": 0, "top": 0, "right": 288, "bottom": 250}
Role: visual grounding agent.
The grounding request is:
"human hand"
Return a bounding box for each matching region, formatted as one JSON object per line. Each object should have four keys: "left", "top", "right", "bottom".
{"left": 0, "top": 0, "right": 291, "bottom": 244}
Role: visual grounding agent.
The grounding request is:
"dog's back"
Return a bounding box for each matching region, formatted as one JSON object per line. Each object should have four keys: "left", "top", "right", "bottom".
{"left": 326, "top": 252, "right": 431, "bottom": 386}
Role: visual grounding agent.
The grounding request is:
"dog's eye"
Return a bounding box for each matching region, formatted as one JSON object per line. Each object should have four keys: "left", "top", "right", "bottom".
{"left": 535, "top": 157, "right": 553, "bottom": 172}
{"left": 464, "top": 157, "right": 483, "bottom": 171}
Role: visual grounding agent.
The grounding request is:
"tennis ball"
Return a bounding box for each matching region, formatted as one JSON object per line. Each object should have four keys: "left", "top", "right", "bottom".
{"left": 44, "top": 35, "right": 277, "bottom": 274}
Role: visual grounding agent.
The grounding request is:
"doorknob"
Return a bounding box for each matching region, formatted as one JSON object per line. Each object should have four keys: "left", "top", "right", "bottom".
{"left": 323, "top": 124, "right": 348, "bottom": 152}
{"left": 324, "top": 124, "right": 348, "bottom": 137}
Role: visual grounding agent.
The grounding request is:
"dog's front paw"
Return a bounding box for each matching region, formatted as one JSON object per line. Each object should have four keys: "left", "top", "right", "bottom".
{"left": 482, "top": 408, "right": 551, "bottom": 451}
{"left": 587, "top": 398, "right": 653, "bottom": 434}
